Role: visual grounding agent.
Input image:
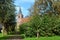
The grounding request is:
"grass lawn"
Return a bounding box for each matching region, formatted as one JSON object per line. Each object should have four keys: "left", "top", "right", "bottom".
{"left": 0, "top": 33, "right": 60, "bottom": 40}
{"left": 0, "top": 33, "right": 9, "bottom": 40}
{"left": 0, "top": 33, "right": 23, "bottom": 40}
{"left": 0, "top": 33, "right": 3, "bottom": 37}
{"left": 24, "top": 36, "right": 60, "bottom": 40}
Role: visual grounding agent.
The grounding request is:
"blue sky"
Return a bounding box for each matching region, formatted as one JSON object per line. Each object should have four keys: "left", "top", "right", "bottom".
{"left": 14, "top": 0, "right": 35, "bottom": 17}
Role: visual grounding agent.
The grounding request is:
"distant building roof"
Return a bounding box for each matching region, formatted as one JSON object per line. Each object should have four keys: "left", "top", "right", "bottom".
{"left": 21, "top": 18, "right": 30, "bottom": 23}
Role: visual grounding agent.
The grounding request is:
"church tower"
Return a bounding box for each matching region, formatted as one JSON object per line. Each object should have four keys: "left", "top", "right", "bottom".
{"left": 18, "top": 7, "right": 23, "bottom": 19}
{"left": 16, "top": 7, "right": 23, "bottom": 31}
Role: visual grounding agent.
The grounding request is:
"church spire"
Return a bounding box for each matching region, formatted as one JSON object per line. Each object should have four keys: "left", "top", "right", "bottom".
{"left": 18, "top": 7, "right": 23, "bottom": 18}
{"left": 19, "top": 7, "right": 22, "bottom": 14}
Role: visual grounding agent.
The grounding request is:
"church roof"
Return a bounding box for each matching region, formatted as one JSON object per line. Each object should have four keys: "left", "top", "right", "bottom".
{"left": 17, "top": 7, "right": 30, "bottom": 24}
{"left": 20, "top": 17, "right": 30, "bottom": 24}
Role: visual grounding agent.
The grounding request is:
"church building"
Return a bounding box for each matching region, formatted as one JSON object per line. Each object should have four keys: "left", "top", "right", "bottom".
{"left": 16, "top": 7, "right": 30, "bottom": 31}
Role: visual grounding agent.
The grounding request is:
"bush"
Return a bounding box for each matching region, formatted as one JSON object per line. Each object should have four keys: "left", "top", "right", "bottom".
{"left": 19, "top": 23, "right": 36, "bottom": 37}
{"left": 19, "top": 15, "right": 60, "bottom": 37}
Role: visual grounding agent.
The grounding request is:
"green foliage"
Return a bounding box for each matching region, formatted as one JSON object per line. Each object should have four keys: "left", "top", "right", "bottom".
{"left": 19, "top": 14, "right": 60, "bottom": 37}
{"left": 19, "top": 23, "right": 35, "bottom": 37}
{"left": 19, "top": 0, "right": 60, "bottom": 37}
{"left": 0, "top": 33, "right": 3, "bottom": 37}
{"left": 0, "top": 0, "right": 16, "bottom": 34}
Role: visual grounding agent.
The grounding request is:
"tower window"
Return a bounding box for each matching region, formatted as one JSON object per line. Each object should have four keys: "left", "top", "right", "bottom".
{"left": 18, "top": 16, "right": 20, "bottom": 18}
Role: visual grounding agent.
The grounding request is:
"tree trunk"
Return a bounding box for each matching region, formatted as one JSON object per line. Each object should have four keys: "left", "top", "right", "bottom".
{"left": 2, "top": 26, "right": 7, "bottom": 36}
{"left": 37, "top": 27, "right": 39, "bottom": 38}
{"left": 37, "top": 32, "right": 39, "bottom": 38}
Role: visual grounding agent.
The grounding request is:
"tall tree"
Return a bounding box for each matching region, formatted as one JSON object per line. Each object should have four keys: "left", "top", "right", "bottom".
{"left": 32, "top": 0, "right": 53, "bottom": 15}
{"left": 32, "top": 0, "right": 60, "bottom": 15}
{"left": 29, "top": 14, "right": 44, "bottom": 38}
{"left": 28, "top": 0, "right": 60, "bottom": 37}
{"left": 52, "top": 0, "right": 60, "bottom": 15}
{"left": 0, "top": 0, "right": 16, "bottom": 35}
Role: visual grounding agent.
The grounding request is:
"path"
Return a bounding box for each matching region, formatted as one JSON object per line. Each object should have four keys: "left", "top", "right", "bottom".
{"left": 6, "top": 35, "right": 23, "bottom": 40}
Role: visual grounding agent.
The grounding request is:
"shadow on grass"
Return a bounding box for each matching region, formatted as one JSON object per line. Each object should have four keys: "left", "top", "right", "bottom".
{"left": 0, "top": 35, "right": 24, "bottom": 40}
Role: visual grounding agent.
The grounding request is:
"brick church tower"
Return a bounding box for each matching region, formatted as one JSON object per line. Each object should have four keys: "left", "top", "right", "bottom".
{"left": 16, "top": 7, "right": 30, "bottom": 31}
{"left": 16, "top": 7, "right": 23, "bottom": 31}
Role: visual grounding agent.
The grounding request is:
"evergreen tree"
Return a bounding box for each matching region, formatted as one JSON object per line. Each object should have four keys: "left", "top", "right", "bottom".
{"left": 0, "top": 0, "right": 16, "bottom": 35}
{"left": 28, "top": 0, "right": 60, "bottom": 37}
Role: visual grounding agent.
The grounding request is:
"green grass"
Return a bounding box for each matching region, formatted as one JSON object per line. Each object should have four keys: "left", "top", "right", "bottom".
{"left": 0, "top": 33, "right": 3, "bottom": 37}
{"left": 0, "top": 33, "right": 8, "bottom": 40}
{"left": 0, "top": 33, "right": 23, "bottom": 40}
{"left": 0, "top": 33, "right": 60, "bottom": 40}
{"left": 24, "top": 36, "right": 60, "bottom": 40}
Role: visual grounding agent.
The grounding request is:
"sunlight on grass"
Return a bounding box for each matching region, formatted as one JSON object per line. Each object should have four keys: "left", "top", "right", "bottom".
{"left": 24, "top": 36, "right": 60, "bottom": 40}
{"left": 0, "top": 33, "right": 60, "bottom": 40}
{"left": 0, "top": 33, "right": 3, "bottom": 37}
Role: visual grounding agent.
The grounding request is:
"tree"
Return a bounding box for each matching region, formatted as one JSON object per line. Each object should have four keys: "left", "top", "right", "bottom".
{"left": 29, "top": 14, "right": 43, "bottom": 38}
{"left": 32, "top": 0, "right": 53, "bottom": 15}
{"left": 19, "top": 0, "right": 60, "bottom": 37}
{"left": 29, "top": 14, "right": 60, "bottom": 37}
{"left": 0, "top": 0, "right": 16, "bottom": 35}
{"left": 52, "top": 1, "right": 60, "bottom": 15}
{"left": 19, "top": 23, "right": 35, "bottom": 37}
{"left": 31, "top": 0, "right": 60, "bottom": 15}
